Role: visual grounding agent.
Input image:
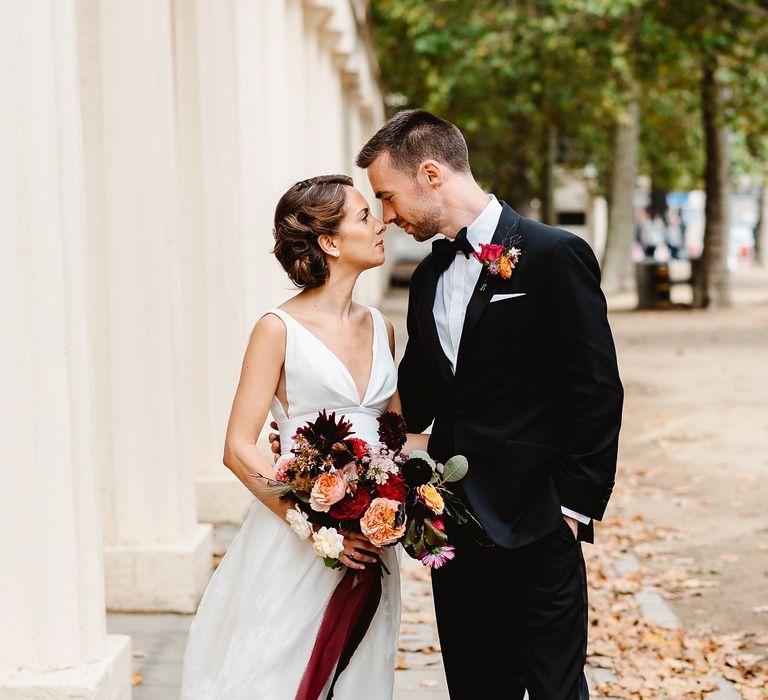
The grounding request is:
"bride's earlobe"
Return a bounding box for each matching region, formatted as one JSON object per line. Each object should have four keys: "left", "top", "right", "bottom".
{"left": 317, "top": 233, "right": 341, "bottom": 258}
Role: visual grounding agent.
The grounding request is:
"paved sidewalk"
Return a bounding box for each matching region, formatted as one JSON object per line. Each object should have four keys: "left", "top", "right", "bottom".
{"left": 105, "top": 519, "right": 633, "bottom": 699}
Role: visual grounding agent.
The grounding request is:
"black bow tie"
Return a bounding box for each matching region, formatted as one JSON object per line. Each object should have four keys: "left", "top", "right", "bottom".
{"left": 431, "top": 227, "right": 475, "bottom": 272}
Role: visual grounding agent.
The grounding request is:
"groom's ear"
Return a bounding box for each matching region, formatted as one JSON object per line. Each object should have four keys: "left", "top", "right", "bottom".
{"left": 317, "top": 234, "right": 341, "bottom": 258}
{"left": 419, "top": 160, "right": 443, "bottom": 188}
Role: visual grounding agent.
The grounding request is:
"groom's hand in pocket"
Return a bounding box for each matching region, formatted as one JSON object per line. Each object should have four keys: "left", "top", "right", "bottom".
{"left": 268, "top": 421, "right": 281, "bottom": 463}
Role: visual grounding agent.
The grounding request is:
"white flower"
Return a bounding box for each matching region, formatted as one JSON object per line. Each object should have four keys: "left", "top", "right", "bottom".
{"left": 365, "top": 446, "right": 399, "bottom": 485}
{"left": 312, "top": 526, "right": 345, "bottom": 559}
{"left": 285, "top": 505, "right": 313, "bottom": 541}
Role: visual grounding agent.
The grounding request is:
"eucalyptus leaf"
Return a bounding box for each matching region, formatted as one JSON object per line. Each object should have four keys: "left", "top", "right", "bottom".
{"left": 442, "top": 455, "right": 468, "bottom": 483}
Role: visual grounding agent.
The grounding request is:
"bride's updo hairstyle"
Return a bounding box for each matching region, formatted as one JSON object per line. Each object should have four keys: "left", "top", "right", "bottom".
{"left": 272, "top": 174, "right": 354, "bottom": 289}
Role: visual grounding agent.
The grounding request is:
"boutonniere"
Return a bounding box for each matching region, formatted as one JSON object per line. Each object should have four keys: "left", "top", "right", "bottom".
{"left": 472, "top": 243, "right": 522, "bottom": 280}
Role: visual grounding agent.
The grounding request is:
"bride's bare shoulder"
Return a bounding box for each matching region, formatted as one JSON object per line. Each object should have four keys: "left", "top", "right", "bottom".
{"left": 248, "top": 311, "right": 287, "bottom": 346}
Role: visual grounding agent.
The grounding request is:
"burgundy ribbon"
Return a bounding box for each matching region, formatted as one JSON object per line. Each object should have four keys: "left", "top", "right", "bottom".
{"left": 295, "top": 564, "right": 383, "bottom": 700}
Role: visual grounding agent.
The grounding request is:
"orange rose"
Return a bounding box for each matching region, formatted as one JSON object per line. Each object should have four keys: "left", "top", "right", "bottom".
{"left": 498, "top": 255, "right": 513, "bottom": 279}
{"left": 309, "top": 470, "right": 347, "bottom": 512}
{"left": 417, "top": 484, "right": 444, "bottom": 515}
{"left": 360, "top": 497, "right": 406, "bottom": 547}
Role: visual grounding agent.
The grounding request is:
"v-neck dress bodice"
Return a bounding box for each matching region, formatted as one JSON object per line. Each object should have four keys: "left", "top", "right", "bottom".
{"left": 267, "top": 306, "right": 397, "bottom": 452}
{"left": 180, "top": 305, "right": 401, "bottom": 700}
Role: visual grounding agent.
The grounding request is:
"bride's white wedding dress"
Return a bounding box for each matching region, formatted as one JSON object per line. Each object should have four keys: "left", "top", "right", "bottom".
{"left": 180, "top": 306, "right": 401, "bottom": 699}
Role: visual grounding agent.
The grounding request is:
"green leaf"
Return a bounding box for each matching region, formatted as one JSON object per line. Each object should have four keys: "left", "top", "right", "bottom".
{"left": 410, "top": 538, "right": 426, "bottom": 557}
{"left": 442, "top": 455, "right": 469, "bottom": 483}
{"left": 402, "top": 517, "right": 419, "bottom": 548}
{"left": 424, "top": 518, "right": 449, "bottom": 546}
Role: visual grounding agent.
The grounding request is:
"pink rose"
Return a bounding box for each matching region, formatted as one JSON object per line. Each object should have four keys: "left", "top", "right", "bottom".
{"left": 472, "top": 243, "right": 505, "bottom": 265}
{"left": 309, "top": 470, "right": 347, "bottom": 512}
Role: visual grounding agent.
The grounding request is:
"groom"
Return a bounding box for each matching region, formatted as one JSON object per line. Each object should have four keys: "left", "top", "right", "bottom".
{"left": 356, "top": 110, "right": 623, "bottom": 698}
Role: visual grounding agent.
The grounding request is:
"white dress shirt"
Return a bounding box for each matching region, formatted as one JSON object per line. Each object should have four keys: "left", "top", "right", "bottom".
{"left": 431, "top": 195, "right": 590, "bottom": 526}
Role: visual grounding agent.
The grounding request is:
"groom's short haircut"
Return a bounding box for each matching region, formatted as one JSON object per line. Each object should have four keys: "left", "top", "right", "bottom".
{"left": 356, "top": 109, "right": 470, "bottom": 176}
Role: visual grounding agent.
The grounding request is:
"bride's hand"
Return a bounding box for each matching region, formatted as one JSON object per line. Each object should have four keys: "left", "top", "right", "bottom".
{"left": 338, "top": 530, "right": 383, "bottom": 570}
{"left": 268, "top": 421, "right": 281, "bottom": 463}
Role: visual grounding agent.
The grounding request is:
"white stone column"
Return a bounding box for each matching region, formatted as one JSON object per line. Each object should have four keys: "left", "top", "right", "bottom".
{"left": 172, "top": 0, "right": 253, "bottom": 525}
{"left": 319, "top": 25, "right": 346, "bottom": 173}
{"left": 0, "top": 2, "right": 131, "bottom": 697}
{"left": 286, "top": 0, "right": 312, "bottom": 183}
{"left": 236, "top": 0, "right": 297, "bottom": 317}
{"left": 76, "top": 0, "right": 212, "bottom": 612}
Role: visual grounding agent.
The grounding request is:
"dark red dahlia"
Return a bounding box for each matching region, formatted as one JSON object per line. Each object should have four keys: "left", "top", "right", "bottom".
{"left": 377, "top": 411, "right": 407, "bottom": 453}
{"left": 375, "top": 474, "right": 407, "bottom": 502}
{"left": 402, "top": 457, "right": 433, "bottom": 486}
{"left": 328, "top": 487, "right": 372, "bottom": 520}
{"left": 295, "top": 410, "right": 354, "bottom": 453}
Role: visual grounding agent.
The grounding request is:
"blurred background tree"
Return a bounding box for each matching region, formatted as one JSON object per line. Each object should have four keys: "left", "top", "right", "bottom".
{"left": 370, "top": 0, "right": 768, "bottom": 307}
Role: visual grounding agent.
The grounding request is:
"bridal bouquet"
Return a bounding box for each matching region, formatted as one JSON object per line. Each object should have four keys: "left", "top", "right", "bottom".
{"left": 271, "top": 409, "right": 475, "bottom": 570}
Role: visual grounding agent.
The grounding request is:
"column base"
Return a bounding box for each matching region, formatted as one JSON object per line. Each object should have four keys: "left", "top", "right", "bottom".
{"left": 105, "top": 523, "right": 213, "bottom": 613}
{"left": 0, "top": 635, "right": 131, "bottom": 700}
{"left": 195, "top": 471, "right": 254, "bottom": 524}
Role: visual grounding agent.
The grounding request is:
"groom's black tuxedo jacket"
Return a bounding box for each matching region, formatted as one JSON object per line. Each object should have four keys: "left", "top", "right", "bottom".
{"left": 398, "top": 202, "right": 623, "bottom": 548}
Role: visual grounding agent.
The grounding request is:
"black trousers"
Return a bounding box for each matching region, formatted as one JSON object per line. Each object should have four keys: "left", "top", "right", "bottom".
{"left": 431, "top": 518, "right": 589, "bottom": 699}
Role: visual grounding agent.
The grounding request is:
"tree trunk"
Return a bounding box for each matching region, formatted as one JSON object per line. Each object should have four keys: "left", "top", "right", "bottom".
{"left": 695, "top": 63, "right": 731, "bottom": 308}
{"left": 504, "top": 163, "right": 533, "bottom": 216}
{"left": 539, "top": 123, "right": 557, "bottom": 225}
{"left": 755, "top": 175, "right": 767, "bottom": 267}
{"left": 601, "top": 98, "right": 639, "bottom": 294}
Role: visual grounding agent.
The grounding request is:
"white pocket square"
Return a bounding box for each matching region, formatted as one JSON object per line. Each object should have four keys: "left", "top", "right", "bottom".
{"left": 490, "top": 293, "right": 527, "bottom": 303}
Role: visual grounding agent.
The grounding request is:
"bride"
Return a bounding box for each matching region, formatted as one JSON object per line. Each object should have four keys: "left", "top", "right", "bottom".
{"left": 180, "top": 174, "right": 425, "bottom": 699}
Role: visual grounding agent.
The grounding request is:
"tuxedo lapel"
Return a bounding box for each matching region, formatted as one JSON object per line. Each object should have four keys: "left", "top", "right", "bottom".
{"left": 417, "top": 258, "right": 455, "bottom": 387}
{"left": 455, "top": 203, "right": 522, "bottom": 373}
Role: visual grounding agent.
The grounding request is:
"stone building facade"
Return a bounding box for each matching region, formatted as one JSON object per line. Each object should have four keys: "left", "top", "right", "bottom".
{"left": 0, "top": 1, "right": 386, "bottom": 697}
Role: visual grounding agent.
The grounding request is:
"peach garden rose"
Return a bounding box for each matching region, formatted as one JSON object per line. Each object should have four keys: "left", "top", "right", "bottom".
{"left": 309, "top": 470, "right": 347, "bottom": 512}
{"left": 360, "top": 497, "right": 406, "bottom": 547}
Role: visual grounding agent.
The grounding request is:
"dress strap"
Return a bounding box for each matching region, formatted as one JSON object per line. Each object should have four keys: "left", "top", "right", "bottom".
{"left": 367, "top": 307, "right": 389, "bottom": 351}
{"left": 263, "top": 307, "right": 290, "bottom": 324}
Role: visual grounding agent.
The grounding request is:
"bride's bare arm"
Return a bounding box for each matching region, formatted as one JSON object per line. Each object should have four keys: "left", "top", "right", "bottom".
{"left": 383, "top": 316, "right": 430, "bottom": 455}
{"left": 222, "top": 314, "right": 291, "bottom": 517}
{"left": 223, "top": 313, "right": 380, "bottom": 569}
